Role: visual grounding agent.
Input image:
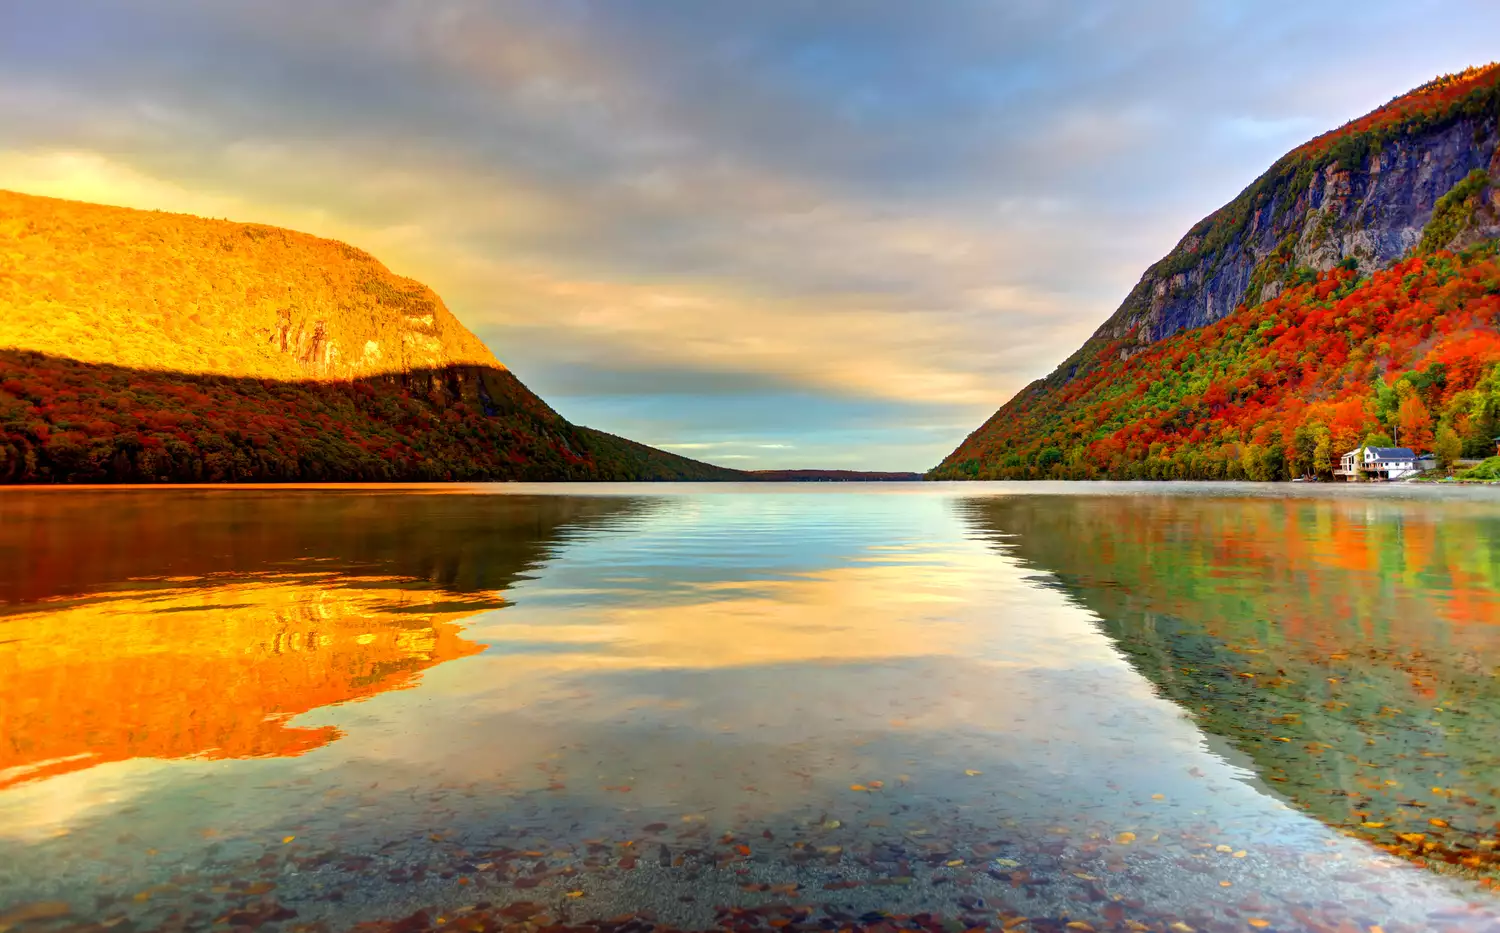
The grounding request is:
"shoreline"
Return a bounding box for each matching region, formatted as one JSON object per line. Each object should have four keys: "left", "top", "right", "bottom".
{"left": 4, "top": 479, "right": 1500, "bottom": 502}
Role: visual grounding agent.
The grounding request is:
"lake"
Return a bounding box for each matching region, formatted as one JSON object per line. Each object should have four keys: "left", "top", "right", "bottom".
{"left": 3, "top": 483, "right": 1500, "bottom": 933}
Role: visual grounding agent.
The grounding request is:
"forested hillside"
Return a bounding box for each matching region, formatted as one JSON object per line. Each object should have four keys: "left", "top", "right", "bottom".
{"left": 935, "top": 64, "right": 1500, "bottom": 480}
{"left": 0, "top": 191, "right": 743, "bottom": 483}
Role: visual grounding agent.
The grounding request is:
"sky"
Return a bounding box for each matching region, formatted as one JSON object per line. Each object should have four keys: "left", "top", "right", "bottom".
{"left": 2, "top": 2, "right": 1499, "bottom": 471}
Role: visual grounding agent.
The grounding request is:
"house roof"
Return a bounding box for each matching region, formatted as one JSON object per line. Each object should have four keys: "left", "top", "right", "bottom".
{"left": 1343, "top": 446, "right": 1416, "bottom": 458}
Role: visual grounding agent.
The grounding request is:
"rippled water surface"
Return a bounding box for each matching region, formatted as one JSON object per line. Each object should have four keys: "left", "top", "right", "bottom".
{"left": 4, "top": 483, "right": 1500, "bottom": 933}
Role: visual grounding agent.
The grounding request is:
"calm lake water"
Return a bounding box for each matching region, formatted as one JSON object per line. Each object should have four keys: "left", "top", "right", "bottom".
{"left": 4, "top": 483, "right": 1500, "bottom": 933}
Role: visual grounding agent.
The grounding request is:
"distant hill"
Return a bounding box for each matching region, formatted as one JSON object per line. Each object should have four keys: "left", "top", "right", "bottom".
{"left": 749, "top": 469, "right": 923, "bottom": 482}
{"left": 0, "top": 190, "right": 744, "bottom": 482}
{"left": 935, "top": 64, "right": 1500, "bottom": 481}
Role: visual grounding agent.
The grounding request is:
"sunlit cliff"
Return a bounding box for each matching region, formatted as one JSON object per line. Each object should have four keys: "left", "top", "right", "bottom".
{"left": 0, "top": 189, "right": 498, "bottom": 381}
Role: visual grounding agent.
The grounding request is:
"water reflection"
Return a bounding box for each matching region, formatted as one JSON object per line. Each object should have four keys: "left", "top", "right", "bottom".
{"left": 1, "top": 572, "right": 488, "bottom": 788}
{"left": 3, "top": 486, "right": 1500, "bottom": 933}
{"left": 959, "top": 494, "right": 1500, "bottom": 877}
{"left": 0, "top": 489, "right": 640, "bottom": 792}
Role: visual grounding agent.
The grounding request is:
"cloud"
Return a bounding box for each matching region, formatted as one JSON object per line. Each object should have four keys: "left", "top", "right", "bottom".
{"left": 3, "top": 1, "right": 1499, "bottom": 469}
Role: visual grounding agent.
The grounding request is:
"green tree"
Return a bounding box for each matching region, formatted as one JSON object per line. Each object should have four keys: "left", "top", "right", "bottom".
{"left": 1312, "top": 424, "right": 1333, "bottom": 478}
{"left": 1291, "top": 423, "right": 1321, "bottom": 478}
{"left": 1433, "top": 426, "right": 1463, "bottom": 471}
{"left": 1239, "top": 443, "right": 1262, "bottom": 481}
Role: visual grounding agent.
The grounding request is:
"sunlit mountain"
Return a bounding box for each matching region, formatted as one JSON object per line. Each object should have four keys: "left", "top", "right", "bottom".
{"left": 0, "top": 190, "right": 744, "bottom": 482}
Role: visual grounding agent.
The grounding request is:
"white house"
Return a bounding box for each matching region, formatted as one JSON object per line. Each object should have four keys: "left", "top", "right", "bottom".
{"left": 1336, "top": 446, "right": 1424, "bottom": 481}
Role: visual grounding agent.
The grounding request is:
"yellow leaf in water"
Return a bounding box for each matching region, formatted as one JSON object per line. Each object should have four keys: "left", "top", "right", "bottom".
{"left": 1115, "top": 832, "right": 1136, "bottom": 845}
{"left": 1368, "top": 927, "right": 1385, "bottom": 933}
{"left": 565, "top": 891, "right": 584, "bottom": 899}
{"left": 0, "top": 903, "right": 71, "bottom": 926}
{"left": 282, "top": 836, "right": 295, "bottom": 844}
{"left": 1397, "top": 833, "right": 1425, "bottom": 844}
{"left": 1151, "top": 793, "right": 1165, "bottom": 800}
{"left": 849, "top": 784, "right": 868, "bottom": 792}
{"left": 1170, "top": 923, "right": 1195, "bottom": 933}
{"left": 946, "top": 859, "right": 964, "bottom": 867}
{"left": 1361, "top": 822, "right": 1385, "bottom": 828}
{"left": 868, "top": 781, "right": 884, "bottom": 789}
{"left": 1429, "top": 818, "right": 1449, "bottom": 827}
{"left": 965, "top": 770, "right": 982, "bottom": 777}
{"left": 1065, "top": 923, "right": 1095, "bottom": 932}
{"left": 1232, "top": 850, "right": 1247, "bottom": 858}
{"left": 1219, "top": 880, "right": 1232, "bottom": 887}
{"left": 1215, "top": 845, "right": 1232, "bottom": 853}
{"left": 1247, "top": 920, "right": 1269, "bottom": 929}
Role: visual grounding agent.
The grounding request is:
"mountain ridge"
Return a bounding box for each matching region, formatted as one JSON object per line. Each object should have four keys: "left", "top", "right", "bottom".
{"left": 0, "top": 190, "right": 745, "bottom": 483}
{"left": 935, "top": 63, "right": 1500, "bottom": 480}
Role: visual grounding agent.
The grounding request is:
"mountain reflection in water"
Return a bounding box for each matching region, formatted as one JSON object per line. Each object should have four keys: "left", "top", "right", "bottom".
{"left": 0, "top": 489, "right": 639, "bottom": 788}
{"left": 4, "top": 484, "right": 1500, "bottom": 933}
{"left": 959, "top": 493, "right": 1500, "bottom": 876}
{"left": 1, "top": 572, "right": 487, "bottom": 788}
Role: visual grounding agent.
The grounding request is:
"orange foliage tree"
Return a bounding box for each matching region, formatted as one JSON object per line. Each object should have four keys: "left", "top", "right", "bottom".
{"left": 1397, "top": 394, "right": 1435, "bottom": 451}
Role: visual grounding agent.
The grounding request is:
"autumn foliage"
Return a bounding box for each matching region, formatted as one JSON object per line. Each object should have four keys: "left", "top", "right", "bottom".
{"left": 935, "top": 64, "right": 1500, "bottom": 481}
{"left": 935, "top": 243, "right": 1500, "bottom": 480}
{"left": 1292, "top": 63, "right": 1500, "bottom": 163}
{"left": 0, "top": 351, "right": 743, "bottom": 482}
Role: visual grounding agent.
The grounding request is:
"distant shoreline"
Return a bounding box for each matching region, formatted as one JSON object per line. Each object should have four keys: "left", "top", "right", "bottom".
{"left": 7, "top": 480, "right": 1500, "bottom": 501}
{"left": 747, "top": 470, "right": 924, "bottom": 482}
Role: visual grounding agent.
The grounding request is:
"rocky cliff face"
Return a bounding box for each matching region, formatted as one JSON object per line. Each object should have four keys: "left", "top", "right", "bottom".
{"left": 1032, "top": 65, "right": 1500, "bottom": 384}
{"left": 1107, "top": 119, "right": 1497, "bottom": 352}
